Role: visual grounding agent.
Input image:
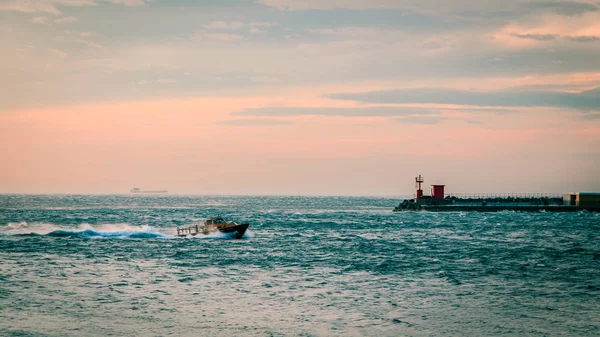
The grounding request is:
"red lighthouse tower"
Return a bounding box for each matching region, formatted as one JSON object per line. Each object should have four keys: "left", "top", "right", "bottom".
{"left": 415, "top": 174, "right": 424, "bottom": 200}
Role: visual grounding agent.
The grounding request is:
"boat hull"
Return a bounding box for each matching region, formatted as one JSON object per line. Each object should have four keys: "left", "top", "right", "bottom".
{"left": 207, "top": 223, "right": 249, "bottom": 239}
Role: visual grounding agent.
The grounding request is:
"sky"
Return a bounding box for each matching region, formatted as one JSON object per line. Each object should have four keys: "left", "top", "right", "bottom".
{"left": 1, "top": 0, "right": 599, "bottom": 195}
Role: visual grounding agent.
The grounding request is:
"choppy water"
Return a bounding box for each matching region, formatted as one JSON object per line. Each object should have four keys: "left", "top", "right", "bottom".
{"left": 1, "top": 195, "right": 599, "bottom": 336}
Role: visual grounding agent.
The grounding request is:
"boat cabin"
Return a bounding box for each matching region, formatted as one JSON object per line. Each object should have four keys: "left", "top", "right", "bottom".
{"left": 204, "top": 216, "right": 231, "bottom": 231}
{"left": 205, "top": 217, "right": 226, "bottom": 225}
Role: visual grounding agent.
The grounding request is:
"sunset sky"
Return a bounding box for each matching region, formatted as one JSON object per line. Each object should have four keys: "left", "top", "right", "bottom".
{"left": 1, "top": 0, "right": 599, "bottom": 195}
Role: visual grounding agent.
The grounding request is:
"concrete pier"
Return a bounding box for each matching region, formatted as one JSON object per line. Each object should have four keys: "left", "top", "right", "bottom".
{"left": 395, "top": 204, "right": 600, "bottom": 212}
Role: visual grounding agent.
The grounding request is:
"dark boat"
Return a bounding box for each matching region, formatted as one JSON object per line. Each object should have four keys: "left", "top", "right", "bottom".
{"left": 176, "top": 216, "right": 249, "bottom": 239}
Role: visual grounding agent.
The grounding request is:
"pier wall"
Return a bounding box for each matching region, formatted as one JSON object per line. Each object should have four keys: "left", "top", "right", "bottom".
{"left": 393, "top": 194, "right": 599, "bottom": 212}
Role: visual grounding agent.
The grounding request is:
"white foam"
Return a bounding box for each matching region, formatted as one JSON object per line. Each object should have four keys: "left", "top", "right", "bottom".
{"left": 0, "top": 222, "right": 160, "bottom": 236}
{"left": 2, "top": 222, "right": 60, "bottom": 235}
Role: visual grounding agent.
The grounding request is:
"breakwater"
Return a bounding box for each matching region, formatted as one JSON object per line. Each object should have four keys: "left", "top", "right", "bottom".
{"left": 394, "top": 194, "right": 600, "bottom": 212}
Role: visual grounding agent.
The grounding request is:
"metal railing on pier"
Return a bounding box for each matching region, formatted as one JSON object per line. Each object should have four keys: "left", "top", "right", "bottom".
{"left": 445, "top": 193, "right": 562, "bottom": 199}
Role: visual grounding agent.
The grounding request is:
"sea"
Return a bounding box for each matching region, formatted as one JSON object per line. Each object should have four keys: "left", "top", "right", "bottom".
{"left": 1, "top": 195, "right": 599, "bottom": 336}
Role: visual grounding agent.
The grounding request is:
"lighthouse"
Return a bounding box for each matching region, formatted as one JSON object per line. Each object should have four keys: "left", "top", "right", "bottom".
{"left": 415, "top": 174, "right": 424, "bottom": 200}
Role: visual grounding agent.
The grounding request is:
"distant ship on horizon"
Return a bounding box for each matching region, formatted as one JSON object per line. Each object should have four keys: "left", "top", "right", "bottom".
{"left": 130, "top": 186, "right": 168, "bottom": 194}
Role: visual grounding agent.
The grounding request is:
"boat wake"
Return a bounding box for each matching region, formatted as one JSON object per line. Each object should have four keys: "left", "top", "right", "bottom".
{"left": 46, "top": 228, "right": 166, "bottom": 239}
{"left": 0, "top": 222, "right": 167, "bottom": 239}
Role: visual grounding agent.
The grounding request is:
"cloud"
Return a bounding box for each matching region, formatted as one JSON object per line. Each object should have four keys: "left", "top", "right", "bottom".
{"left": 0, "top": 0, "right": 93, "bottom": 14}
{"left": 202, "top": 21, "right": 244, "bottom": 30}
{"left": 0, "top": 0, "right": 143, "bottom": 14}
{"left": 4, "top": 0, "right": 600, "bottom": 113}
{"left": 509, "top": 33, "right": 600, "bottom": 42}
{"left": 565, "top": 35, "right": 600, "bottom": 42}
{"left": 510, "top": 33, "right": 558, "bottom": 41}
{"left": 328, "top": 87, "right": 600, "bottom": 110}
{"left": 256, "top": 0, "right": 408, "bottom": 11}
{"left": 234, "top": 106, "right": 517, "bottom": 118}
{"left": 446, "top": 107, "right": 518, "bottom": 114}
{"left": 31, "top": 17, "right": 47, "bottom": 24}
{"left": 524, "top": 1, "right": 599, "bottom": 16}
{"left": 257, "top": 0, "right": 520, "bottom": 14}
{"left": 233, "top": 106, "right": 442, "bottom": 117}
{"left": 109, "top": 0, "right": 144, "bottom": 5}
{"left": 577, "top": 113, "right": 600, "bottom": 120}
{"left": 248, "top": 22, "right": 278, "bottom": 34}
{"left": 75, "top": 39, "right": 103, "bottom": 48}
{"left": 215, "top": 119, "right": 293, "bottom": 126}
{"left": 257, "top": 0, "right": 598, "bottom": 18}
{"left": 55, "top": 16, "right": 78, "bottom": 24}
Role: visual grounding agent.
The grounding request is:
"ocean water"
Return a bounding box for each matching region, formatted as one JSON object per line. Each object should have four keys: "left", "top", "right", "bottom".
{"left": 1, "top": 195, "right": 599, "bottom": 336}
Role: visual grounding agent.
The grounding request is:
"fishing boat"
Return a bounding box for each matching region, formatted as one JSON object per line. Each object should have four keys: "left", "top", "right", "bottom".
{"left": 176, "top": 216, "right": 249, "bottom": 239}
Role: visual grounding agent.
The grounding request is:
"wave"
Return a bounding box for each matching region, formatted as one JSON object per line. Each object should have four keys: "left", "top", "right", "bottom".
{"left": 0, "top": 222, "right": 167, "bottom": 239}
{"left": 46, "top": 228, "right": 166, "bottom": 239}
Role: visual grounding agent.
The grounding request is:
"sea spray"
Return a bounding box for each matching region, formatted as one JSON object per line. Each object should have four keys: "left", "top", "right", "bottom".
{"left": 0, "top": 222, "right": 167, "bottom": 238}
